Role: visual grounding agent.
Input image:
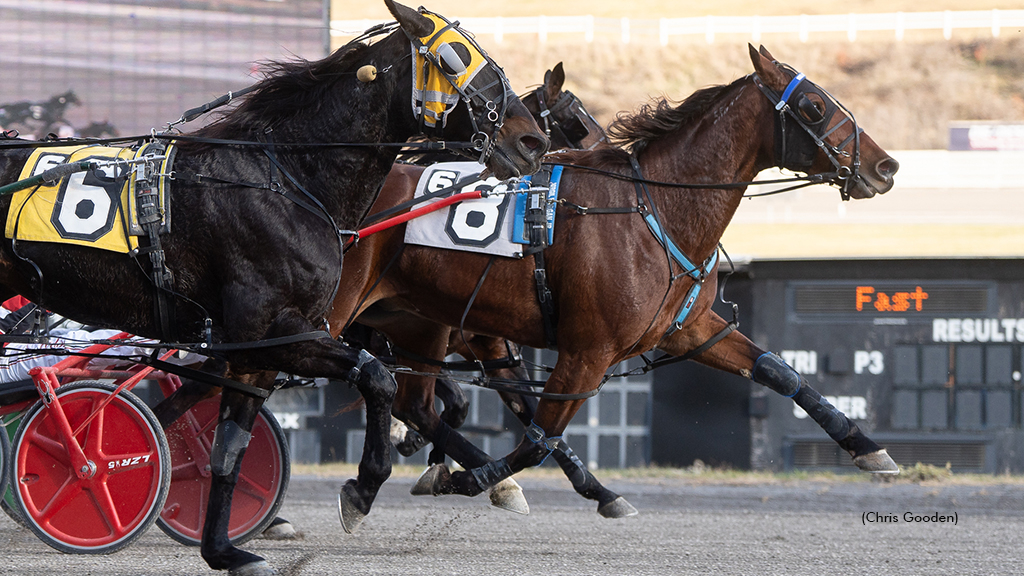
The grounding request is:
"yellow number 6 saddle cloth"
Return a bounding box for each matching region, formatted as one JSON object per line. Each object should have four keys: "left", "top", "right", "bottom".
{"left": 5, "top": 142, "right": 173, "bottom": 253}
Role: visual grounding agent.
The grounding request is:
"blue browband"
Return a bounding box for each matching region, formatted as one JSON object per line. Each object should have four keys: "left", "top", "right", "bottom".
{"left": 776, "top": 72, "right": 806, "bottom": 111}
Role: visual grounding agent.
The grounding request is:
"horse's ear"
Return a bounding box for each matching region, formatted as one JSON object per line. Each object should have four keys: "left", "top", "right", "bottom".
{"left": 385, "top": 0, "right": 434, "bottom": 38}
{"left": 545, "top": 62, "right": 566, "bottom": 103}
{"left": 758, "top": 45, "right": 776, "bottom": 62}
{"left": 749, "top": 44, "right": 787, "bottom": 90}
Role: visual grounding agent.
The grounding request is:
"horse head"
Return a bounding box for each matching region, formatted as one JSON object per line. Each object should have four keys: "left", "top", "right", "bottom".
{"left": 520, "top": 62, "right": 607, "bottom": 151}
{"left": 386, "top": 0, "right": 548, "bottom": 178}
{"left": 749, "top": 45, "right": 898, "bottom": 200}
{"left": 51, "top": 90, "right": 81, "bottom": 108}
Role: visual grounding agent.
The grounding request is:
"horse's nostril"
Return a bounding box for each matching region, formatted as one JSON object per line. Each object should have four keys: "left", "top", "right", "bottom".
{"left": 517, "top": 134, "right": 549, "bottom": 159}
{"left": 877, "top": 157, "right": 900, "bottom": 178}
{"left": 519, "top": 135, "right": 542, "bottom": 151}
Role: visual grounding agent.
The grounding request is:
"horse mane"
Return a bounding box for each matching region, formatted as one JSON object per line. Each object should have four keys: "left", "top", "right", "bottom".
{"left": 607, "top": 76, "right": 747, "bottom": 157}
{"left": 195, "top": 40, "right": 372, "bottom": 139}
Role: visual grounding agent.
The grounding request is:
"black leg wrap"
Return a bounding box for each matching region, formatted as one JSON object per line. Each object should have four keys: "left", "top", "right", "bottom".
{"left": 210, "top": 420, "right": 252, "bottom": 476}
{"left": 552, "top": 441, "right": 586, "bottom": 488}
{"left": 752, "top": 352, "right": 802, "bottom": 397}
{"left": 471, "top": 458, "right": 512, "bottom": 492}
{"left": 793, "top": 386, "right": 850, "bottom": 441}
{"left": 428, "top": 421, "right": 451, "bottom": 465}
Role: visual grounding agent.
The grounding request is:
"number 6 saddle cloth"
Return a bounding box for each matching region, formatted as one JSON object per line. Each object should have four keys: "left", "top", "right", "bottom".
{"left": 403, "top": 161, "right": 562, "bottom": 258}
{"left": 4, "top": 143, "right": 174, "bottom": 253}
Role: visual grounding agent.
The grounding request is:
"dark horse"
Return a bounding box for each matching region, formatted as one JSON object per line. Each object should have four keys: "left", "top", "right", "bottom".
{"left": 0, "top": 1, "right": 547, "bottom": 574}
{"left": 331, "top": 45, "right": 901, "bottom": 507}
{"left": 352, "top": 62, "right": 637, "bottom": 517}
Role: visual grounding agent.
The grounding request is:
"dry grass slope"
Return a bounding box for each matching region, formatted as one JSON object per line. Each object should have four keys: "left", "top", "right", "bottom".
{"left": 481, "top": 37, "right": 1024, "bottom": 151}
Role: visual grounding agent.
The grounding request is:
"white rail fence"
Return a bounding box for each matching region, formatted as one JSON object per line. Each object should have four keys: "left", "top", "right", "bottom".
{"left": 332, "top": 10, "right": 1024, "bottom": 45}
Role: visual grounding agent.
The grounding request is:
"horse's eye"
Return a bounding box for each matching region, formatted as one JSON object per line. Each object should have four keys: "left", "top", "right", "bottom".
{"left": 797, "top": 94, "right": 825, "bottom": 123}
{"left": 436, "top": 42, "right": 469, "bottom": 76}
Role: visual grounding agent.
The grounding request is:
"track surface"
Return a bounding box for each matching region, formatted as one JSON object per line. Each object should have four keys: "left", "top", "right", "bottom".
{"left": 2, "top": 474, "right": 1022, "bottom": 575}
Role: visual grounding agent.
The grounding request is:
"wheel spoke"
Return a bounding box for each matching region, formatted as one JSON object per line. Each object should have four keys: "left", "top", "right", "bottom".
{"left": 235, "top": 471, "right": 273, "bottom": 502}
{"left": 33, "top": 474, "right": 80, "bottom": 520}
{"left": 170, "top": 460, "right": 204, "bottom": 480}
{"left": 23, "top": 432, "right": 71, "bottom": 467}
{"left": 83, "top": 400, "right": 105, "bottom": 459}
{"left": 93, "top": 481, "right": 125, "bottom": 535}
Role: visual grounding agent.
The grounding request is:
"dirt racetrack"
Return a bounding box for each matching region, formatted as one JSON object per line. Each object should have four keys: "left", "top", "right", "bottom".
{"left": 2, "top": 472, "right": 1022, "bottom": 575}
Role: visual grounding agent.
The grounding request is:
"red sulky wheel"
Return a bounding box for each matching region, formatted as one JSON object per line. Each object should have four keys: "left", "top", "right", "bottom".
{"left": 157, "top": 396, "right": 289, "bottom": 546}
{"left": 8, "top": 381, "right": 170, "bottom": 554}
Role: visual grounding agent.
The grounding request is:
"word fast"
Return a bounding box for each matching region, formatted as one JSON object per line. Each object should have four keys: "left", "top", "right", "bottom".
{"left": 856, "top": 286, "right": 928, "bottom": 312}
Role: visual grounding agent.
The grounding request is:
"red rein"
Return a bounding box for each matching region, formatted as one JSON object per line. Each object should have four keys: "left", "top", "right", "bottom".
{"left": 352, "top": 189, "right": 486, "bottom": 242}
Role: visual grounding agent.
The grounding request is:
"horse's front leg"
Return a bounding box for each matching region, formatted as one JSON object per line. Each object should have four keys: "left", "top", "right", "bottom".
{"left": 200, "top": 375, "right": 273, "bottom": 575}
{"left": 231, "top": 308, "right": 397, "bottom": 535}
{"left": 661, "top": 311, "right": 898, "bottom": 474}
{"left": 422, "top": 353, "right": 609, "bottom": 498}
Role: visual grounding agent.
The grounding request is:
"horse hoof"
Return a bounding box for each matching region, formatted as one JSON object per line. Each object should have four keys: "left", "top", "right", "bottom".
{"left": 338, "top": 487, "right": 366, "bottom": 534}
{"left": 390, "top": 417, "right": 409, "bottom": 445}
{"left": 229, "top": 560, "right": 278, "bottom": 576}
{"left": 488, "top": 478, "right": 529, "bottom": 515}
{"left": 598, "top": 496, "right": 639, "bottom": 519}
{"left": 260, "top": 517, "right": 298, "bottom": 540}
{"left": 410, "top": 464, "right": 448, "bottom": 496}
{"left": 853, "top": 449, "right": 900, "bottom": 474}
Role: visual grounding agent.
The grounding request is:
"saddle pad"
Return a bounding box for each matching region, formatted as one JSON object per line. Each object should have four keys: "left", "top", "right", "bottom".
{"left": 5, "top": 143, "right": 173, "bottom": 253}
{"left": 404, "top": 161, "right": 523, "bottom": 258}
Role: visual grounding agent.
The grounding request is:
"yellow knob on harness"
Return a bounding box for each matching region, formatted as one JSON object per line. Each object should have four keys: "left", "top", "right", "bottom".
{"left": 356, "top": 65, "right": 378, "bottom": 83}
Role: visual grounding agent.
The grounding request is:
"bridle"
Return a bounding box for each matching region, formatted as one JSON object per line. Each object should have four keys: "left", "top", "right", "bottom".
{"left": 398, "top": 10, "right": 516, "bottom": 164}
{"left": 751, "top": 62, "right": 864, "bottom": 200}
{"left": 528, "top": 85, "right": 607, "bottom": 151}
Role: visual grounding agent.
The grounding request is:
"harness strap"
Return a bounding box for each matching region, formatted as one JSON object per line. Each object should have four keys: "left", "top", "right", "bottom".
{"left": 627, "top": 156, "right": 717, "bottom": 337}
{"left": 140, "top": 357, "right": 271, "bottom": 399}
{"left": 556, "top": 198, "right": 640, "bottom": 215}
{"left": 455, "top": 256, "right": 496, "bottom": 371}
{"left": 203, "top": 330, "right": 331, "bottom": 352}
{"left": 389, "top": 343, "right": 521, "bottom": 372}
{"left": 471, "top": 376, "right": 601, "bottom": 400}
{"left": 522, "top": 167, "right": 557, "bottom": 348}
{"left": 129, "top": 142, "right": 176, "bottom": 342}
{"left": 532, "top": 250, "right": 557, "bottom": 348}
{"left": 642, "top": 319, "right": 739, "bottom": 373}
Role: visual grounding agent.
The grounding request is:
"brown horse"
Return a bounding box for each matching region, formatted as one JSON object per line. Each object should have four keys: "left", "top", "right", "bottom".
{"left": 335, "top": 45, "right": 899, "bottom": 505}
{"left": 349, "top": 62, "right": 636, "bottom": 517}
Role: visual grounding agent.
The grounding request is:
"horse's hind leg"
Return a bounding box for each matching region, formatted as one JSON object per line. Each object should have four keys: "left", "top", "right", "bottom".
{"left": 474, "top": 338, "right": 636, "bottom": 518}
{"left": 661, "top": 311, "right": 898, "bottom": 474}
{"left": 420, "top": 351, "right": 614, "bottom": 499}
{"left": 377, "top": 321, "right": 529, "bottom": 513}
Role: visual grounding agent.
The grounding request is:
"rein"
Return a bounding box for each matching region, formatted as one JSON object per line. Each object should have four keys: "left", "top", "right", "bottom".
{"left": 541, "top": 160, "right": 839, "bottom": 196}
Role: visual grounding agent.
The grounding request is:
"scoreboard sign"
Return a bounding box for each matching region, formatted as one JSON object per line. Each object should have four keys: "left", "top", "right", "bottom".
{"left": 791, "top": 282, "right": 992, "bottom": 317}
